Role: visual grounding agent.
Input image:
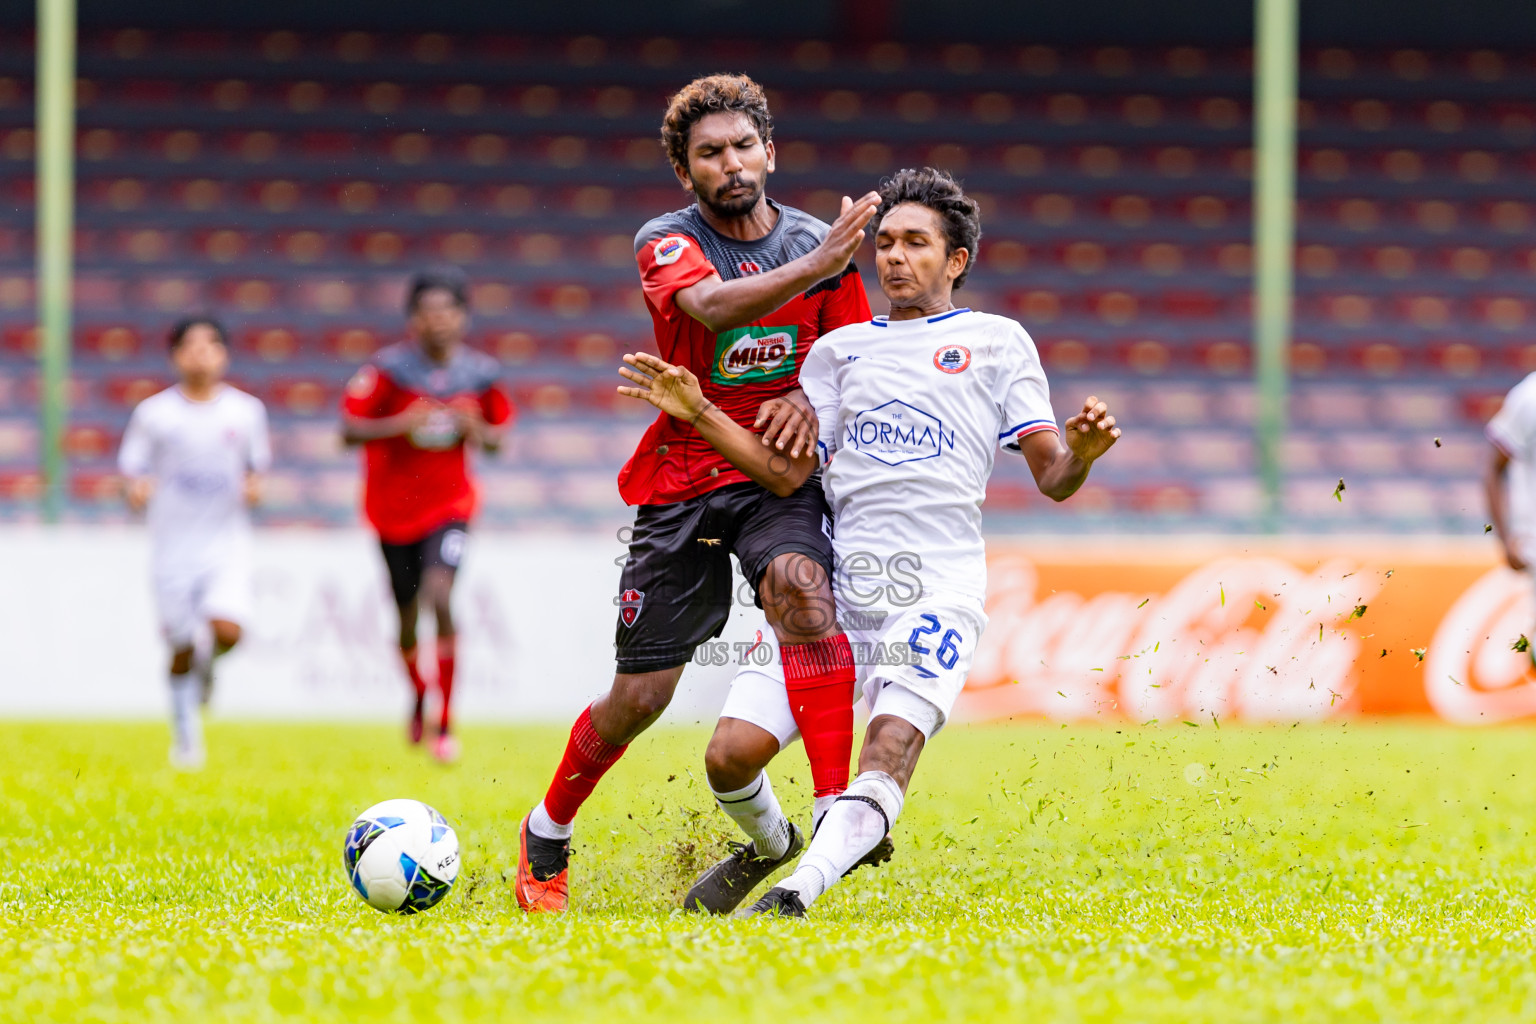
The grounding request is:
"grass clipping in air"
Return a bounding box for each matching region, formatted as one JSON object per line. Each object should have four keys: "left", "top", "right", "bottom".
{"left": 3, "top": 721, "right": 1536, "bottom": 1022}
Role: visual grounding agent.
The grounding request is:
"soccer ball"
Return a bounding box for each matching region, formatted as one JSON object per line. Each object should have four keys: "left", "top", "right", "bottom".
{"left": 342, "top": 799, "right": 460, "bottom": 914}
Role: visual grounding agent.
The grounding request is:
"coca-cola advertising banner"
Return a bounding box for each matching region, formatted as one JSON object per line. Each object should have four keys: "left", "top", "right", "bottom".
{"left": 962, "top": 539, "right": 1532, "bottom": 726}
{"left": 0, "top": 529, "right": 1526, "bottom": 725}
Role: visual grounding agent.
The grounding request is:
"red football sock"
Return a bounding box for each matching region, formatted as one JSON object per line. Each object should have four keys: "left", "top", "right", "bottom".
{"left": 401, "top": 645, "right": 427, "bottom": 702}
{"left": 436, "top": 635, "right": 456, "bottom": 735}
{"left": 782, "top": 633, "right": 857, "bottom": 798}
{"left": 541, "top": 705, "right": 629, "bottom": 825}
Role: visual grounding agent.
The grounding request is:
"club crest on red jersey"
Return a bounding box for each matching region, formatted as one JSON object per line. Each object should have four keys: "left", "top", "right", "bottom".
{"left": 934, "top": 345, "right": 972, "bottom": 374}
{"left": 653, "top": 236, "right": 690, "bottom": 266}
{"left": 619, "top": 588, "right": 645, "bottom": 627}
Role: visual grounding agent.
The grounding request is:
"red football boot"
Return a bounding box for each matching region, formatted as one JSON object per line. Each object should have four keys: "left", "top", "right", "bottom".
{"left": 515, "top": 814, "right": 570, "bottom": 913}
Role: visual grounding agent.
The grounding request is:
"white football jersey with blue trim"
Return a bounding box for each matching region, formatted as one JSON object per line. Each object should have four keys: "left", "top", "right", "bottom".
{"left": 799, "top": 307, "right": 1057, "bottom": 603}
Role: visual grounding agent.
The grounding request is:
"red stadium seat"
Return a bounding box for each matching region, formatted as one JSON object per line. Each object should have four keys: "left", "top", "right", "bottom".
{"left": 63, "top": 423, "right": 118, "bottom": 460}
{"left": 0, "top": 471, "right": 41, "bottom": 500}
{"left": 351, "top": 230, "right": 409, "bottom": 265}
{"left": 79, "top": 325, "right": 142, "bottom": 361}
{"left": 301, "top": 131, "right": 359, "bottom": 159}
{"left": 168, "top": 177, "right": 224, "bottom": 214}
{"left": 1195, "top": 339, "right": 1247, "bottom": 375}
{"left": 135, "top": 275, "right": 204, "bottom": 312}
{"left": 1040, "top": 337, "right": 1093, "bottom": 374}
{"left": 115, "top": 228, "right": 176, "bottom": 264}
{"left": 1428, "top": 342, "right": 1483, "bottom": 377}
{"left": 1508, "top": 342, "right": 1536, "bottom": 375}
{"left": 215, "top": 277, "right": 283, "bottom": 314}
{"left": 326, "top": 327, "right": 383, "bottom": 361}
{"left": 104, "top": 375, "right": 170, "bottom": 408}
{"left": 511, "top": 380, "right": 574, "bottom": 417}
{"left": 1158, "top": 290, "right": 1225, "bottom": 318}
{"left": 194, "top": 228, "right": 252, "bottom": 264}
{"left": 1476, "top": 295, "right": 1529, "bottom": 331}
{"left": 1115, "top": 338, "right": 1174, "bottom": 375}
{"left": 266, "top": 378, "right": 335, "bottom": 416}
{"left": 1350, "top": 341, "right": 1412, "bottom": 377}
{"left": 482, "top": 329, "right": 539, "bottom": 365}
{"left": 70, "top": 471, "right": 123, "bottom": 503}
{"left": 248, "top": 179, "right": 304, "bottom": 213}
{"left": 240, "top": 327, "right": 303, "bottom": 363}
{"left": 1460, "top": 391, "right": 1504, "bottom": 425}
{"left": 276, "top": 229, "right": 331, "bottom": 265}
{"left": 1289, "top": 341, "right": 1329, "bottom": 377}
{"left": 428, "top": 231, "right": 488, "bottom": 263}
{"left": 561, "top": 331, "right": 619, "bottom": 368}
{"left": 3, "top": 324, "right": 37, "bottom": 355}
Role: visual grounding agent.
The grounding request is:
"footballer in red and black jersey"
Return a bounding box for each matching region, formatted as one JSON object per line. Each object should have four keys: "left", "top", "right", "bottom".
{"left": 342, "top": 340, "right": 514, "bottom": 545}
{"left": 621, "top": 199, "right": 871, "bottom": 506}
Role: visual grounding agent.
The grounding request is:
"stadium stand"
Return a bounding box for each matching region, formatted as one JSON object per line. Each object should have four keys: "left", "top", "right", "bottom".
{"left": 0, "top": 31, "right": 1522, "bottom": 530}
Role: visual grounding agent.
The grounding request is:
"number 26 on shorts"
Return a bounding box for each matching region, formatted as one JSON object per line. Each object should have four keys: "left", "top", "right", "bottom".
{"left": 908, "top": 613, "right": 961, "bottom": 674}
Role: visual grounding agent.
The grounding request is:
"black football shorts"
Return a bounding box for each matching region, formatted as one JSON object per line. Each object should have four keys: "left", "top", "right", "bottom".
{"left": 613, "top": 477, "right": 833, "bottom": 675}
{"left": 379, "top": 520, "right": 469, "bottom": 608}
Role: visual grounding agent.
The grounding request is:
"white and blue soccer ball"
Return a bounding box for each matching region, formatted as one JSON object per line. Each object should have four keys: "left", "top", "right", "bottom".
{"left": 343, "top": 799, "right": 460, "bottom": 914}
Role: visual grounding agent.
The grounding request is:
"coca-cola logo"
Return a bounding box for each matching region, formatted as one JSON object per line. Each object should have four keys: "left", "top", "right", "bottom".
{"left": 1424, "top": 567, "right": 1536, "bottom": 723}
{"left": 966, "top": 554, "right": 1383, "bottom": 723}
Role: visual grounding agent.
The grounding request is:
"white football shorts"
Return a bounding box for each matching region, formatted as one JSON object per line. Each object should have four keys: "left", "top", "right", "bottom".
{"left": 153, "top": 550, "right": 253, "bottom": 647}
{"left": 717, "top": 594, "right": 988, "bottom": 742}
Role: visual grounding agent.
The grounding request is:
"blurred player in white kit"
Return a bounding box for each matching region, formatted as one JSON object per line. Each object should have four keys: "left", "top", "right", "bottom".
{"left": 118, "top": 316, "right": 271, "bottom": 769}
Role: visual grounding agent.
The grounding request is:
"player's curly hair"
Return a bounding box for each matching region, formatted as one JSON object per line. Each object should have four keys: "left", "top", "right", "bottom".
{"left": 872, "top": 167, "right": 982, "bottom": 289}
{"left": 661, "top": 73, "right": 773, "bottom": 171}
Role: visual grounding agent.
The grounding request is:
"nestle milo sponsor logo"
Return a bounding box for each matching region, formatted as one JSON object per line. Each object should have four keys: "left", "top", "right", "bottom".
{"left": 711, "top": 325, "right": 799, "bottom": 385}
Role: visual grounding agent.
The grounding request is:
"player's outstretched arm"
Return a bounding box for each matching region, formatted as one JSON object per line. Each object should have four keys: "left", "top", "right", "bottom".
{"left": 617, "top": 353, "right": 816, "bottom": 497}
{"left": 1021, "top": 395, "right": 1121, "bottom": 502}
{"left": 672, "top": 192, "right": 880, "bottom": 333}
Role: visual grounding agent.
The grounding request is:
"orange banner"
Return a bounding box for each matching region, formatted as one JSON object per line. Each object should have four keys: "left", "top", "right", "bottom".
{"left": 960, "top": 539, "right": 1536, "bottom": 724}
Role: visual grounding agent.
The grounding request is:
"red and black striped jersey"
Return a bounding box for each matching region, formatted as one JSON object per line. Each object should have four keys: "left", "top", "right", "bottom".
{"left": 619, "top": 199, "right": 871, "bottom": 506}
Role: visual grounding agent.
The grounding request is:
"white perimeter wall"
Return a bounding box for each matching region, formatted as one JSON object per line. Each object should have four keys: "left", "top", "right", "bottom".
{"left": 0, "top": 526, "right": 759, "bottom": 722}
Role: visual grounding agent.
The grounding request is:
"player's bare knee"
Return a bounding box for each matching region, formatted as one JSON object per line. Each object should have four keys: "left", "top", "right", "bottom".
{"left": 761, "top": 553, "right": 836, "bottom": 640}
{"left": 704, "top": 725, "right": 775, "bottom": 791}
{"left": 211, "top": 620, "right": 241, "bottom": 649}
{"left": 170, "top": 648, "right": 195, "bottom": 675}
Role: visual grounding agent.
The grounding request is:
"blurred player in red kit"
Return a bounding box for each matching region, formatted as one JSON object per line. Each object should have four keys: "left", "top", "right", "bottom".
{"left": 341, "top": 268, "right": 514, "bottom": 763}
{"left": 515, "top": 73, "right": 882, "bottom": 913}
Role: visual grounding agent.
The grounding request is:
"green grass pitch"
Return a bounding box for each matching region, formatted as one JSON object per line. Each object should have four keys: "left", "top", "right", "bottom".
{"left": 3, "top": 720, "right": 1535, "bottom": 1022}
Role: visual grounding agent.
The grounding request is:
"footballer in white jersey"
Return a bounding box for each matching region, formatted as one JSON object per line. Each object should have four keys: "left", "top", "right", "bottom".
{"left": 1486, "top": 372, "right": 1536, "bottom": 651}
{"left": 118, "top": 317, "right": 271, "bottom": 768}
{"left": 617, "top": 167, "right": 1120, "bottom": 917}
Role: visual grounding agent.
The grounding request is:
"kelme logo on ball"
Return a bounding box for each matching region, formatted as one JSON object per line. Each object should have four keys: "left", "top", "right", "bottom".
{"left": 711, "top": 325, "right": 799, "bottom": 385}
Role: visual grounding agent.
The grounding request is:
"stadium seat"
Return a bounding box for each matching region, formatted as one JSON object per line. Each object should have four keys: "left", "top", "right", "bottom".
{"left": 266, "top": 378, "right": 335, "bottom": 416}
{"left": 103, "top": 374, "right": 170, "bottom": 409}
{"left": 240, "top": 327, "right": 303, "bottom": 363}
{"left": 79, "top": 325, "right": 142, "bottom": 362}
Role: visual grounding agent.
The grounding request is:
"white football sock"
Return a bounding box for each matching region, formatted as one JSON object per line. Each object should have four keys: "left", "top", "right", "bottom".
{"left": 529, "top": 801, "right": 573, "bottom": 841}
{"left": 712, "top": 772, "right": 791, "bottom": 860}
{"left": 779, "top": 770, "right": 904, "bottom": 909}
{"left": 812, "top": 793, "right": 838, "bottom": 832}
{"left": 168, "top": 671, "right": 203, "bottom": 760}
